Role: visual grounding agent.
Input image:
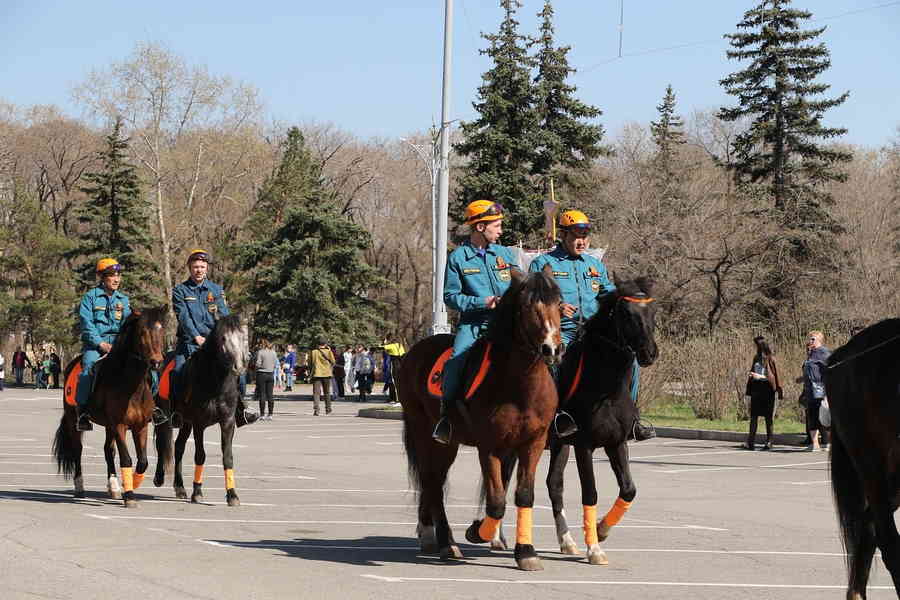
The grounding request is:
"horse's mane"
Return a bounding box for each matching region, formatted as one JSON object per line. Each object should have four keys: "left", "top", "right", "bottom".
{"left": 487, "top": 269, "right": 561, "bottom": 346}
{"left": 105, "top": 306, "right": 167, "bottom": 366}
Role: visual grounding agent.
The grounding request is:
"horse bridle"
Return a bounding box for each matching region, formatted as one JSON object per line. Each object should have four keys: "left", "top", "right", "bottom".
{"left": 588, "top": 293, "right": 655, "bottom": 358}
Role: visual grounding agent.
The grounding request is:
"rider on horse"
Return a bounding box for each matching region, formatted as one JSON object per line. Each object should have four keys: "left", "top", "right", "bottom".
{"left": 432, "top": 200, "right": 520, "bottom": 444}
{"left": 529, "top": 210, "right": 655, "bottom": 441}
{"left": 171, "top": 249, "right": 257, "bottom": 426}
{"left": 75, "top": 258, "right": 131, "bottom": 431}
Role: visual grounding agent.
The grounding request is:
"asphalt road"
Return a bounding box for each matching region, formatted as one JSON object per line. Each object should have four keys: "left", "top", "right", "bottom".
{"left": 0, "top": 385, "right": 893, "bottom": 599}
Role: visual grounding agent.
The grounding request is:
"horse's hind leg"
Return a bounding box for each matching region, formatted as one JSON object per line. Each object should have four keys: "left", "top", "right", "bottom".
{"left": 220, "top": 420, "right": 239, "bottom": 507}
{"left": 113, "top": 424, "right": 137, "bottom": 508}
{"left": 190, "top": 424, "right": 206, "bottom": 503}
{"left": 546, "top": 442, "right": 577, "bottom": 554}
{"left": 416, "top": 491, "right": 437, "bottom": 554}
{"left": 172, "top": 422, "right": 192, "bottom": 499}
{"left": 868, "top": 487, "right": 900, "bottom": 597}
{"left": 104, "top": 428, "right": 121, "bottom": 500}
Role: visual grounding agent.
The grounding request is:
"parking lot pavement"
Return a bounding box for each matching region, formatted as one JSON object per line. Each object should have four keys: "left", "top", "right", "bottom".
{"left": 0, "top": 386, "right": 894, "bottom": 599}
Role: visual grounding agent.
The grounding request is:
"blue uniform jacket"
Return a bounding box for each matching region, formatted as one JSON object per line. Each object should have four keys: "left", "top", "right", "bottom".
{"left": 444, "top": 241, "right": 520, "bottom": 324}
{"left": 529, "top": 244, "right": 615, "bottom": 337}
{"left": 78, "top": 286, "right": 132, "bottom": 350}
{"left": 172, "top": 278, "right": 230, "bottom": 347}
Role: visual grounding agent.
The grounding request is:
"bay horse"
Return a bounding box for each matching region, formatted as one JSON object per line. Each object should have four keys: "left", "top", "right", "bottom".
{"left": 53, "top": 307, "right": 172, "bottom": 507}
{"left": 545, "top": 276, "right": 658, "bottom": 565}
{"left": 152, "top": 314, "right": 249, "bottom": 506}
{"left": 827, "top": 319, "right": 900, "bottom": 599}
{"left": 398, "top": 267, "right": 562, "bottom": 571}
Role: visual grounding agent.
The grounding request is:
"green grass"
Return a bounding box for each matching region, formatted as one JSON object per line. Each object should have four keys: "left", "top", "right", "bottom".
{"left": 644, "top": 400, "right": 806, "bottom": 434}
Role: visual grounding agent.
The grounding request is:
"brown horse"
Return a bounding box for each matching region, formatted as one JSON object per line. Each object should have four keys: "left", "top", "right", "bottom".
{"left": 53, "top": 307, "right": 172, "bottom": 507}
{"left": 398, "top": 268, "right": 562, "bottom": 571}
{"left": 828, "top": 319, "right": 900, "bottom": 599}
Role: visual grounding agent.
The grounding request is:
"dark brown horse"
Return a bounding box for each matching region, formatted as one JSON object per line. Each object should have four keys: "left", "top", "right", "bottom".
{"left": 152, "top": 314, "right": 249, "bottom": 506}
{"left": 546, "top": 276, "right": 658, "bottom": 565}
{"left": 828, "top": 319, "right": 900, "bottom": 599}
{"left": 398, "top": 268, "right": 562, "bottom": 571}
{"left": 53, "top": 307, "right": 172, "bottom": 507}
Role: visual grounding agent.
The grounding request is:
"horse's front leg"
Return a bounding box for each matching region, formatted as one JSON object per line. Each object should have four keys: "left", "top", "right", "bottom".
{"left": 130, "top": 424, "right": 149, "bottom": 492}
{"left": 547, "top": 441, "right": 577, "bottom": 554}
{"left": 574, "top": 443, "right": 606, "bottom": 565}
{"left": 172, "top": 422, "right": 192, "bottom": 500}
{"left": 104, "top": 427, "right": 121, "bottom": 499}
{"left": 511, "top": 437, "right": 547, "bottom": 571}
{"left": 221, "top": 419, "right": 239, "bottom": 506}
{"left": 113, "top": 424, "right": 137, "bottom": 508}
{"left": 191, "top": 424, "right": 206, "bottom": 503}
{"left": 600, "top": 441, "right": 636, "bottom": 542}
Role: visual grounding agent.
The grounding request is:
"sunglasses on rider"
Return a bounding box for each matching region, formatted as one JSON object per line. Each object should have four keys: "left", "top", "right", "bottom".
{"left": 100, "top": 264, "right": 123, "bottom": 275}
{"left": 469, "top": 203, "right": 504, "bottom": 222}
{"left": 563, "top": 223, "right": 591, "bottom": 233}
{"left": 189, "top": 252, "right": 210, "bottom": 263}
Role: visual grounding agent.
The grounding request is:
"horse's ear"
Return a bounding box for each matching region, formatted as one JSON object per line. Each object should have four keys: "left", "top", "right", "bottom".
{"left": 612, "top": 271, "right": 622, "bottom": 289}
{"left": 541, "top": 263, "right": 553, "bottom": 279}
{"left": 635, "top": 276, "right": 655, "bottom": 297}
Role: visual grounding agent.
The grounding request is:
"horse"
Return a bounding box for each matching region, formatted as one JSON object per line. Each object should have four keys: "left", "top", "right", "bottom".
{"left": 544, "top": 276, "right": 658, "bottom": 566}
{"left": 53, "top": 307, "right": 172, "bottom": 508}
{"left": 152, "top": 314, "right": 249, "bottom": 506}
{"left": 398, "top": 267, "right": 562, "bottom": 571}
{"left": 827, "top": 318, "right": 900, "bottom": 599}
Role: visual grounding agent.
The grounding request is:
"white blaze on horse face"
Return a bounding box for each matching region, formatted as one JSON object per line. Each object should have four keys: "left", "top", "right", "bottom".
{"left": 223, "top": 327, "right": 245, "bottom": 374}
{"left": 543, "top": 320, "right": 558, "bottom": 354}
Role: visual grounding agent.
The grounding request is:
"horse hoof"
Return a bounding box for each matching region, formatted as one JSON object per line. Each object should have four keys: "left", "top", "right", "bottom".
{"left": 109, "top": 491, "right": 122, "bottom": 500}
{"left": 490, "top": 538, "right": 508, "bottom": 551}
{"left": 74, "top": 490, "right": 86, "bottom": 499}
{"left": 153, "top": 474, "right": 164, "bottom": 487}
{"left": 226, "top": 496, "right": 240, "bottom": 507}
{"left": 587, "top": 547, "right": 608, "bottom": 566}
{"left": 419, "top": 543, "right": 439, "bottom": 555}
{"left": 560, "top": 541, "right": 578, "bottom": 555}
{"left": 440, "top": 545, "right": 464, "bottom": 560}
{"left": 516, "top": 557, "right": 544, "bottom": 571}
{"left": 190, "top": 494, "right": 203, "bottom": 504}
{"left": 174, "top": 487, "right": 187, "bottom": 499}
{"left": 465, "top": 520, "right": 486, "bottom": 544}
{"left": 124, "top": 499, "right": 138, "bottom": 509}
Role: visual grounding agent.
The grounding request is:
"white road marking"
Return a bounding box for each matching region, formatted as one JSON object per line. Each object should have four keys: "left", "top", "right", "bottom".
{"left": 658, "top": 460, "right": 828, "bottom": 474}
{"left": 358, "top": 574, "right": 892, "bottom": 590}
{"left": 306, "top": 434, "right": 398, "bottom": 439}
{"left": 788, "top": 479, "right": 831, "bottom": 485}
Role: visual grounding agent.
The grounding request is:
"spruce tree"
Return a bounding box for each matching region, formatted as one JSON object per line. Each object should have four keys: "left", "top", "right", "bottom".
{"left": 239, "top": 128, "right": 387, "bottom": 347}
{"left": 650, "top": 84, "right": 686, "bottom": 185}
{"left": 74, "top": 117, "right": 160, "bottom": 306}
{"left": 718, "top": 0, "right": 852, "bottom": 215}
{"left": 454, "top": 0, "right": 541, "bottom": 244}
{"left": 531, "top": 1, "right": 606, "bottom": 185}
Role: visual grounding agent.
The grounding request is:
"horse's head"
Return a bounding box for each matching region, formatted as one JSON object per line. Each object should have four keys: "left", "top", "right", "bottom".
{"left": 211, "top": 314, "right": 249, "bottom": 375}
{"left": 130, "top": 305, "right": 168, "bottom": 369}
{"left": 608, "top": 274, "right": 658, "bottom": 367}
{"left": 491, "top": 266, "right": 563, "bottom": 363}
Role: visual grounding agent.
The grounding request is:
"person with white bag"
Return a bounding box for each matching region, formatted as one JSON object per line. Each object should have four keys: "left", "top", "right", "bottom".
{"left": 798, "top": 330, "right": 832, "bottom": 451}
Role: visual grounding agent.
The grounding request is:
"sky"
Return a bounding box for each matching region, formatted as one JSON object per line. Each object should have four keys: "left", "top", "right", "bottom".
{"left": 2, "top": 1, "right": 899, "bottom": 148}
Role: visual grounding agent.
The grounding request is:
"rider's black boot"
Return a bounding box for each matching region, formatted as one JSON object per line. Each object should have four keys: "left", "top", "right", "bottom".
{"left": 553, "top": 410, "right": 578, "bottom": 437}
{"left": 432, "top": 398, "right": 452, "bottom": 445}
{"left": 76, "top": 406, "right": 93, "bottom": 432}
{"left": 235, "top": 398, "right": 259, "bottom": 428}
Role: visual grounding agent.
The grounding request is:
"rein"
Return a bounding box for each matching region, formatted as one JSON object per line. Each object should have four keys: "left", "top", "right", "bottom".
{"left": 826, "top": 332, "right": 900, "bottom": 371}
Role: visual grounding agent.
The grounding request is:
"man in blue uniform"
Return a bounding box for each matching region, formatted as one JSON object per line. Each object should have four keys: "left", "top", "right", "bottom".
{"left": 432, "top": 200, "right": 520, "bottom": 444}
{"left": 530, "top": 210, "right": 655, "bottom": 441}
{"left": 172, "top": 249, "right": 257, "bottom": 426}
{"left": 75, "top": 258, "right": 131, "bottom": 431}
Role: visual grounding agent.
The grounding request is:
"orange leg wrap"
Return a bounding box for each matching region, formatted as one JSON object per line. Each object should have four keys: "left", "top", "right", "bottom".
{"left": 224, "top": 468, "right": 235, "bottom": 491}
{"left": 193, "top": 465, "right": 204, "bottom": 485}
{"left": 602, "top": 497, "right": 632, "bottom": 528}
{"left": 477, "top": 516, "right": 501, "bottom": 542}
{"left": 132, "top": 472, "right": 145, "bottom": 490}
{"left": 583, "top": 505, "right": 598, "bottom": 546}
{"left": 121, "top": 467, "right": 134, "bottom": 493}
{"left": 516, "top": 507, "right": 533, "bottom": 546}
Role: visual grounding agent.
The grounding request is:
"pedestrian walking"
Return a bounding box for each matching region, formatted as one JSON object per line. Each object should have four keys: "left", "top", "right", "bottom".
{"left": 344, "top": 346, "right": 356, "bottom": 393}
{"left": 743, "top": 336, "right": 782, "bottom": 450}
{"left": 283, "top": 345, "right": 297, "bottom": 392}
{"left": 333, "top": 347, "right": 346, "bottom": 399}
{"left": 310, "top": 342, "right": 336, "bottom": 416}
{"left": 12, "top": 347, "right": 31, "bottom": 386}
{"left": 255, "top": 339, "right": 278, "bottom": 420}
{"left": 353, "top": 345, "right": 374, "bottom": 402}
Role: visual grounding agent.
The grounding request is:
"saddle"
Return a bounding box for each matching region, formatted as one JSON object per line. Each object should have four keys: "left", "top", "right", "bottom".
{"left": 426, "top": 341, "right": 493, "bottom": 402}
{"left": 157, "top": 355, "right": 176, "bottom": 402}
{"left": 63, "top": 354, "right": 107, "bottom": 411}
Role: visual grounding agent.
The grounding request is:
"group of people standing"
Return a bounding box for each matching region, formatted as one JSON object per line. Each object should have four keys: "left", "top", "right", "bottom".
{"left": 0, "top": 348, "right": 61, "bottom": 390}
{"left": 743, "top": 329, "right": 835, "bottom": 452}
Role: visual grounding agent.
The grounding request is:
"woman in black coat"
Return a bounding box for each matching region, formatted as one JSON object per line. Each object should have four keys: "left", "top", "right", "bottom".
{"left": 744, "top": 336, "right": 783, "bottom": 451}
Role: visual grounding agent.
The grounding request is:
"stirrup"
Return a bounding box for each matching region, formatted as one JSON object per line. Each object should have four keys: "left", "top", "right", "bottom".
{"left": 553, "top": 411, "right": 578, "bottom": 437}
{"left": 432, "top": 417, "right": 452, "bottom": 445}
{"left": 237, "top": 409, "right": 259, "bottom": 427}
{"left": 632, "top": 419, "right": 656, "bottom": 442}
{"left": 151, "top": 406, "right": 169, "bottom": 426}
{"left": 76, "top": 409, "right": 93, "bottom": 432}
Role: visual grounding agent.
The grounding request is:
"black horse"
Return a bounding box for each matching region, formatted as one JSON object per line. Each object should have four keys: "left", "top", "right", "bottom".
{"left": 828, "top": 319, "right": 900, "bottom": 599}
{"left": 153, "top": 314, "right": 249, "bottom": 506}
{"left": 545, "top": 276, "right": 658, "bottom": 565}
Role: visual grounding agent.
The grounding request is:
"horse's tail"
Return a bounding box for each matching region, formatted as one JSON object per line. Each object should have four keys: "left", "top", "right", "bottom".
{"left": 830, "top": 431, "right": 865, "bottom": 576}
{"left": 52, "top": 413, "right": 79, "bottom": 479}
{"left": 402, "top": 411, "right": 423, "bottom": 498}
{"left": 153, "top": 418, "right": 174, "bottom": 480}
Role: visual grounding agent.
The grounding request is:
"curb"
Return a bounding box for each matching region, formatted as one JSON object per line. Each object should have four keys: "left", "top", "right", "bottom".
{"left": 357, "top": 408, "right": 808, "bottom": 445}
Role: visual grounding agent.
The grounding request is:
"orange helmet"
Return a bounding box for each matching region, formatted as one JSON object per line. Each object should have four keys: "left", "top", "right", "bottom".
{"left": 558, "top": 209, "right": 591, "bottom": 232}
{"left": 95, "top": 258, "right": 122, "bottom": 275}
{"left": 465, "top": 200, "right": 504, "bottom": 225}
{"left": 187, "top": 248, "right": 211, "bottom": 264}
